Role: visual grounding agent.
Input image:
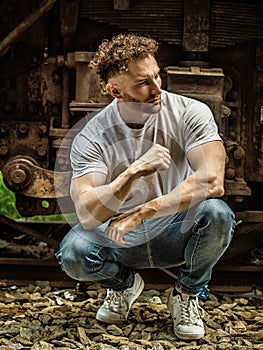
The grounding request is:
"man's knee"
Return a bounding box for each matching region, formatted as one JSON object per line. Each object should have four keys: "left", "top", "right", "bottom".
{"left": 202, "top": 199, "right": 235, "bottom": 224}
{"left": 56, "top": 225, "right": 104, "bottom": 281}
{"left": 195, "top": 199, "right": 235, "bottom": 243}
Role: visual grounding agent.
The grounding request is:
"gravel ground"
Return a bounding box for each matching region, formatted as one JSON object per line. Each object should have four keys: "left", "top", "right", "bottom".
{"left": 0, "top": 281, "right": 262, "bottom": 350}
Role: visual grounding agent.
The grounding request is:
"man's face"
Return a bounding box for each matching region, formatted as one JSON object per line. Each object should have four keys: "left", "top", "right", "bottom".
{"left": 113, "top": 54, "right": 162, "bottom": 115}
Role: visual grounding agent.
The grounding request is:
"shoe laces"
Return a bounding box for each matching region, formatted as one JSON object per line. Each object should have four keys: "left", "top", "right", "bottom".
{"left": 179, "top": 298, "right": 204, "bottom": 326}
{"left": 104, "top": 289, "right": 126, "bottom": 313}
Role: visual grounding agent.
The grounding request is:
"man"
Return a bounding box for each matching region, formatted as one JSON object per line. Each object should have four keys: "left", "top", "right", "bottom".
{"left": 56, "top": 33, "right": 235, "bottom": 340}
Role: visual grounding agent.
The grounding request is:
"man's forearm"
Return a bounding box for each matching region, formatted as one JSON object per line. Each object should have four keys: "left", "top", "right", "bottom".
{"left": 72, "top": 144, "right": 171, "bottom": 230}
{"left": 73, "top": 167, "right": 139, "bottom": 230}
{"left": 137, "top": 170, "right": 225, "bottom": 221}
{"left": 72, "top": 156, "right": 160, "bottom": 230}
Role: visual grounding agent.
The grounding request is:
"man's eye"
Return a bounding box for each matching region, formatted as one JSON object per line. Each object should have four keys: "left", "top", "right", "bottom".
{"left": 139, "top": 80, "right": 148, "bottom": 86}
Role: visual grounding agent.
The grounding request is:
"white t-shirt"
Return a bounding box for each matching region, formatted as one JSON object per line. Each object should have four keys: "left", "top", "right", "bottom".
{"left": 70, "top": 90, "right": 221, "bottom": 212}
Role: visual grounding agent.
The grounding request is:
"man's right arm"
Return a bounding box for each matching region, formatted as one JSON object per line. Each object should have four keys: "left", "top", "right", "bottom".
{"left": 70, "top": 167, "right": 139, "bottom": 230}
{"left": 70, "top": 143, "right": 171, "bottom": 230}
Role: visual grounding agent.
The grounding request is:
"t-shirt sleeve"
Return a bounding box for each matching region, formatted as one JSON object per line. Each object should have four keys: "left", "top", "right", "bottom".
{"left": 70, "top": 132, "right": 108, "bottom": 179}
{"left": 183, "top": 100, "right": 222, "bottom": 153}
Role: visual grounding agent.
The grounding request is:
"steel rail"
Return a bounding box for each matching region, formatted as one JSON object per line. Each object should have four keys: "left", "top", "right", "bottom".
{"left": 0, "top": 257, "right": 262, "bottom": 293}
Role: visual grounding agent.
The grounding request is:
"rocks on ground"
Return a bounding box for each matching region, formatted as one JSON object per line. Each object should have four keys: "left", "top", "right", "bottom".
{"left": 0, "top": 281, "right": 262, "bottom": 350}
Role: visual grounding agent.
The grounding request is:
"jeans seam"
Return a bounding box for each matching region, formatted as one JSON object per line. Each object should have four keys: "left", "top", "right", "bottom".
{"left": 143, "top": 221, "right": 154, "bottom": 268}
{"left": 179, "top": 228, "right": 201, "bottom": 289}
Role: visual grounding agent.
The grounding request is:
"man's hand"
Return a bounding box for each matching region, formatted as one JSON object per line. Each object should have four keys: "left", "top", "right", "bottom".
{"left": 105, "top": 144, "right": 171, "bottom": 243}
{"left": 132, "top": 144, "right": 171, "bottom": 177}
{"left": 71, "top": 143, "right": 171, "bottom": 231}
{"left": 105, "top": 199, "right": 161, "bottom": 244}
{"left": 105, "top": 207, "right": 142, "bottom": 243}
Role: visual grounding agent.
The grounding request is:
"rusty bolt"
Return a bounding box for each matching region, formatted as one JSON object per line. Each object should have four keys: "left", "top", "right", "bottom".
{"left": 0, "top": 123, "right": 9, "bottom": 133}
{"left": 235, "top": 196, "right": 244, "bottom": 203}
{"left": 38, "top": 124, "right": 48, "bottom": 135}
{"left": 18, "top": 123, "right": 29, "bottom": 134}
{"left": 228, "top": 90, "right": 238, "bottom": 102}
{"left": 52, "top": 69, "right": 63, "bottom": 84}
{"left": 222, "top": 106, "right": 231, "bottom": 118}
{"left": 37, "top": 145, "right": 47, "bottom": 157}
{"left": 228, "top": 130, "right": 236, "bottom": 140}
{"left": 226, "top": 167, "right": 236, "bottom": 179}
{"left": 10, "top": 167, "right": 27, "bottom": 184}
{"left": 233, "top": 147, "right": 244, "bottom": 160}
{"left": 28, "top": 103, "right": 39, "bottom": 114}
{"left": 0, "top": 145, "right": 8, "bottom": 155}
{"left": 5, "top": 162, "right": 32, "bottom": 190}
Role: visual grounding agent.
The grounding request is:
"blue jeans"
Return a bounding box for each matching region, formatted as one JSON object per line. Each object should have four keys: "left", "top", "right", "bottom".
{"left": 56, "top": 199, "right": 235, "bottom": 296}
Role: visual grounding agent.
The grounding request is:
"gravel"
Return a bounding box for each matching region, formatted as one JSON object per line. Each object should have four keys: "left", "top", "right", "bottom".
{"left": 0, "top": 281, "right": 262, "bottom": 350}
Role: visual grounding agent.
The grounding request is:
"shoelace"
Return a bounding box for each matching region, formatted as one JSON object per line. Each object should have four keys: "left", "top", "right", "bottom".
{"left": 104, "top": 289, "right": 126, "bottom": 313}
{"left": 179, "top": 299, "right": 204, "bottom": 326}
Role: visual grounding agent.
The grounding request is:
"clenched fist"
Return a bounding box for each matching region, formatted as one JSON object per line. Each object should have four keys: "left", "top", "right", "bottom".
{"left": 132, "top": 143, "right": 171, "bottom": 177}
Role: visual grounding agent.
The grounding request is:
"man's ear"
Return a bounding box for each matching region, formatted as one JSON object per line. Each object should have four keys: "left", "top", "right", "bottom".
{"left": 105, "top": 82, "right": 123, "bottom": 99}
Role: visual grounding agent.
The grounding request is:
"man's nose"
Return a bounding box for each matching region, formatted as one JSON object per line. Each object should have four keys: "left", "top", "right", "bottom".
{"left": 150, "top": 79, "right": 161, "bottom": 94}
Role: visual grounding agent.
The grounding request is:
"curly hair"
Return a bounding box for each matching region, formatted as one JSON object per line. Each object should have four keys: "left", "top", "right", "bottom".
{"left": 89, "top": 33, "right": 159, "bottom": 84}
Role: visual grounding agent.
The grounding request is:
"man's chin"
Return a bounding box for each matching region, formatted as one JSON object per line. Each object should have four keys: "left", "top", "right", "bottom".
{"left": 149, "top": 103, "right": 162, "bottom": 114}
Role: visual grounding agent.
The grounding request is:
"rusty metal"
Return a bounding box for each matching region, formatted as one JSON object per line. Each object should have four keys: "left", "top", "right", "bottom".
{"left": 183, "top": 0, "right": 210, "bottom": 52}
{"left": 114, "top": 0, "right": 130, "bottom": 11}
{"left": 0, "top": 1, "right": 262, "bottom": 266}
{"left": 221, "top": 222, "right": 263, "bottom": 261}
{"left": 3, "top": 157, "right": 71, "bottom": 198}
{"left": 60, "top": 0, "right": 80, "bottom": 41}
{"left": 61, "top": 67, "right": 71, "bottom": 129}
{"left": 235, "top": 211, "right": 263, "bottom": 223}
{"left": 165, "top": 65, "right": 250, "bottom": 199}
{"left": 165, "top": 66, "right": 226, "bottom": 131}
{"left": 0, "top": 256, "right": 262, "bottom": 292}
{"left": 65, "top": 51, "right": 112, "bottom": 113}
{"left": 0, "top": 217, "right": 262, "bottom": 291}
{"left": 0, "top": 0, "right": 58, "bottom": 59}
{"left": 0, "top": 258, "right": 71, "bottom": 287}
{"left": 0, "top": 121, "right": 49, "bottom": 169}
{"left": 14, "top": 194, "right": 74, "bottom": 217}
{"left": 59, "top": 0, "right": 80, "bottom": 129}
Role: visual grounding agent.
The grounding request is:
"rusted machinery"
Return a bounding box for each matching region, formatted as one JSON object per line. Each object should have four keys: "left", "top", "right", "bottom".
{"left": 0, "top": 0, "right": 262, "bottom": 261}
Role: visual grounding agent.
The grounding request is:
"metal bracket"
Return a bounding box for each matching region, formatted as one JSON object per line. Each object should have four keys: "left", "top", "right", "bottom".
{"left": 2, "top": 158, "right": 71, "bottom": 198}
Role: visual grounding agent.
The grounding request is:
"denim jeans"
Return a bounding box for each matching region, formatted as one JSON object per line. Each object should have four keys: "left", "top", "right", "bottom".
{"left": 56, "top": 198, "right": 235, "bottom": 296}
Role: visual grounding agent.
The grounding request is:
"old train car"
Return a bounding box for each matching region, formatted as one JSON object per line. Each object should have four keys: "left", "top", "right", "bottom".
{"left": 0, "top": 0, "right": 262, "bottom": 260}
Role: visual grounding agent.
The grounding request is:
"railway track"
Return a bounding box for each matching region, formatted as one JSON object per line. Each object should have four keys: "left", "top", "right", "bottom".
{"left": 0, "top": 214, "right": 262, "bottom": 293}
{"left": 0, "top": 257, "right": 262, "bottom": 294}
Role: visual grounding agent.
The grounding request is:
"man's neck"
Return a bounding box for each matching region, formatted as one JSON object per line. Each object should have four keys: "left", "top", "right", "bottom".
{"left": 117, "top": 102, "right": 151, "bottom": 129}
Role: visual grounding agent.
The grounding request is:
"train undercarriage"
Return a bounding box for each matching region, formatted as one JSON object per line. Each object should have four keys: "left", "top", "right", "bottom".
{"left": 0, "top": 0, "right": 262, "bottom": 276}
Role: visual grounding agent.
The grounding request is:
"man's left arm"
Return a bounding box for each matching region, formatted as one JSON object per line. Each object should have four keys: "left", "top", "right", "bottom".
{"left": 106, "top": 140, "right": 226, "bottom": 243}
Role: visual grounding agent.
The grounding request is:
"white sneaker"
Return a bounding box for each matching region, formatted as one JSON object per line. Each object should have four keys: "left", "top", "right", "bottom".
{"left": 167, "top": 290, "right": 205, "bottom": 340}
{"left": 96, "top": 273, "right": 144, "bottom": 324}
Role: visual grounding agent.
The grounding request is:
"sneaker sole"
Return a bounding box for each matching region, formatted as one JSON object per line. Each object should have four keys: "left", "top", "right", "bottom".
{"left": 173, "top": 329, "right": 205, "bottom": 340}
{"left": 96, "top": 275, "right": 145, "bottom": 324}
